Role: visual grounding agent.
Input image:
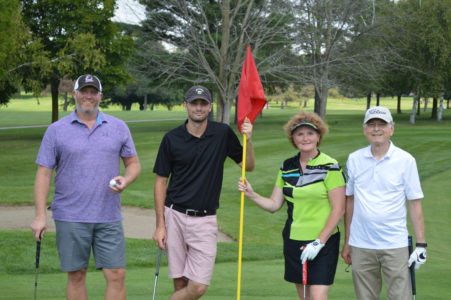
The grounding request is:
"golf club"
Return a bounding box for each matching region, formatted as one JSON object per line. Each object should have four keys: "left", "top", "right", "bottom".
{"left": 152, "top": 247, "right": 163, "bottom": 300}
{"left": 300, "top": 246, "right": 307, "bottom": 300}
{"left": 408, "top": 236, "right": 417, "bottom": 300}
{"left": 34, "top": 240, "right": 41, "bottom": 300}
{"left": 302, "top": 261, "right": 308, "bottom": 299}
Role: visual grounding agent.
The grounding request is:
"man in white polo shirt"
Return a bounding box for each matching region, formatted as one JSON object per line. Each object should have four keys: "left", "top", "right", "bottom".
{"left": 341, "top": 106, "right": 427, "bottom": 300}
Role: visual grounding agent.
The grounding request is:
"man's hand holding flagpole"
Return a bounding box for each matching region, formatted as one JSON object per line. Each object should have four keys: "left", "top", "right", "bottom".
{"left": 236, "top": 45, "right": 267, "bottom": 300}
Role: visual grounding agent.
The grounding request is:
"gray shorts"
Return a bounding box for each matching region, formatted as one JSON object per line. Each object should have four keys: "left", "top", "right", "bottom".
{"left": 55, "top": 221, "right": 126, "bottom": 272}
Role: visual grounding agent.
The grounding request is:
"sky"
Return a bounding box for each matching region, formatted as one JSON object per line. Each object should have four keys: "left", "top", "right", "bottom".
{"left": 112, "top": 0, "right": 146, "bottom": 25}
{"left": 112, "top": 0, "right": 176, "bottom": 51}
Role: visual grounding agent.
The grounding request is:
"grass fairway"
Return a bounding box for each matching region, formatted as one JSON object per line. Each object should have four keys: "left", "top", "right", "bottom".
{"left": 1, "top": 95, "right": 451, "bottom": 298}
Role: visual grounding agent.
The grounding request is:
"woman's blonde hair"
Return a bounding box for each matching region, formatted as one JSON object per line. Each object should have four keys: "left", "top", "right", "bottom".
{"left": 284, "top": 111, "right": 329, "bottom": 148}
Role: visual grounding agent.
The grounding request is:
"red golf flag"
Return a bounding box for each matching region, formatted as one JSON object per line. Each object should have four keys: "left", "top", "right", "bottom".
{"left": 237, "top": 45, "right": 266, "bottom": 131}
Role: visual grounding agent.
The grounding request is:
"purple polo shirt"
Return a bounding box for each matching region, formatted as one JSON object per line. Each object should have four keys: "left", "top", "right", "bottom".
{"left": 36, "top": 111, "right": 137, "bottom": 223}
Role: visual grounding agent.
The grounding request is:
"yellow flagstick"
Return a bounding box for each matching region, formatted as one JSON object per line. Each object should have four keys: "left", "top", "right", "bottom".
{"left": 236, "top": 132, "right": 247, "bottom": 300}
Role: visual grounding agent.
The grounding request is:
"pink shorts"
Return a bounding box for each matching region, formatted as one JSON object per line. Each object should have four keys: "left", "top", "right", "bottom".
{"left": 164, "top": 206, "right": 218, "bottom": 285}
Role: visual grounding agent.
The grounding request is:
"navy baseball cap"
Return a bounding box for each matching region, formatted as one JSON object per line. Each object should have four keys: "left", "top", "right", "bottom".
{"left": 74, "top": 74, "right": 102, "bottom": 92}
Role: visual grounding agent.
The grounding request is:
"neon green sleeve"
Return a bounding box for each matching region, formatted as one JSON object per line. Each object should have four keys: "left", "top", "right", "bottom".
{"left": 324, "top": 168, "right": 346, "bottom": 191}
{"left": 275, "top": 170, "right": 284, "bottom": 188}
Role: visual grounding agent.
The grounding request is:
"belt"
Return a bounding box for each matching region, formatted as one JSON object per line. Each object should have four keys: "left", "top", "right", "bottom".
{"left": 167, "top": 204, "right": 216, "bottom": 217}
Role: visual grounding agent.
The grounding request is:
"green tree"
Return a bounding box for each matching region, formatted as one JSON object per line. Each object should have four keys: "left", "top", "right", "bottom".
{"left": 126, "top": 26, "right": 188, "bottom": 111}
{"left": 20, "top": 0, "right": 134, "bottom": 122}
{"left": 0, "top": 0, "right": 22, "bottom": 104}
{"left": 290, "top": 0, "right": 390, "bottom": 118}
{"left": 105, "top": 81, "right": 182, "bottom": 111}
{"left": 391, "top": 0, "right": 450, "bottom": 123}
{"left": 0, "top": 0, "right": 48, "bottom": 105}
{"left": 138, "top": 0, "right": 294, "bottom": 123}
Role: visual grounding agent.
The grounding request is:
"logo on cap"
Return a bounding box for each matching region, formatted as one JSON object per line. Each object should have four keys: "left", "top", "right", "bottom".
{"left": 185, "top": 85, "right": 212, "bottom": 103}
{"left": 74, "top": 74, "right": 102, "bottom": 92}
{"left": 85, "top": 75, "right": 95, "bottom": 83}
{"left": 368, "top": 108, "right": 387, "bottom": 115}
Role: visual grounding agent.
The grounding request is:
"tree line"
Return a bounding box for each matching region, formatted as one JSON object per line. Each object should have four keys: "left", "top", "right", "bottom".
{"left": 1, "top": 0, "right": 449, "bottom": 124}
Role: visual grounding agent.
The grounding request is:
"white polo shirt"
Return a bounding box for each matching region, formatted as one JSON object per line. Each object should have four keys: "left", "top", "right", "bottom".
{"left": 346, "top": 142, "right": 424, "bottom": 249}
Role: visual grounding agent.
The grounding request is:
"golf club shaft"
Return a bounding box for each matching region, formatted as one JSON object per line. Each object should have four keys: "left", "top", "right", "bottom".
{"left": 34, "top": 240, "right": 41, "bottom": 300}
{"left": 152, "top": 278, "right": 158, "bottom": 300}
{"left": 408, "top": 236, "right": 416, "bottom": 299}
{"left": 152, "top": 247, "right": 162, "bottom": 300}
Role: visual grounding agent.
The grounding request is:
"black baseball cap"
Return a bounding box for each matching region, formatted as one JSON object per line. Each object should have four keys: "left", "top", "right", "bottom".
{"left": 185, "top": 85, "right": 212, "bottom": 103}
{"left": 74, "top": 74, "right": 102, "bottom": 92}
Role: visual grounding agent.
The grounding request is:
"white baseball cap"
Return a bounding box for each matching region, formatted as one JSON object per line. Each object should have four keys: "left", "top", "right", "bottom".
{"left": 363, "top": 106, "right": 393, "bottom": 124}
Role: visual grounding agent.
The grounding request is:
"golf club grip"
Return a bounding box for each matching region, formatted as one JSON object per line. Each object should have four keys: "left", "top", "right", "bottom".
{"left": 408, "top": 236, "right": 416, "bottom": 295}
{"left": 302, "top": 262, "right": 307, "bottom": 285}
{"left": 155, "top": 248, "right": 162, "bottom": 276}
{"left": 35, "top": 241, "right": 41, "bottom": 268}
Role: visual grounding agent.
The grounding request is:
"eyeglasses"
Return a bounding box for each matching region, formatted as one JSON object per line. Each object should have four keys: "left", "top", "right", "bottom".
{"left": 77, "top": 90, "right": 100, "bottom": 96}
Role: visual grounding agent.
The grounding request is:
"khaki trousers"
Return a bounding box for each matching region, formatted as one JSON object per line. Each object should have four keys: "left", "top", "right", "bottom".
{"left": 350, "top": 246, "right": 412, "bottom": 300}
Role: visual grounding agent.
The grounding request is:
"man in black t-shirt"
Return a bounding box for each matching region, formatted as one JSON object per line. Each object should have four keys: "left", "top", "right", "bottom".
{"left": 152, "top": 85, "right": 255, "bottom": 299}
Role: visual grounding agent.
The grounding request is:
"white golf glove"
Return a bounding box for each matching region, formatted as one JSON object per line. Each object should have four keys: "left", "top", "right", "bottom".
{"left": 408, "top": 247, "right": 427, "bottom": 270}
{"left": 300, "top": 239, "right": 325, "bottom": 264}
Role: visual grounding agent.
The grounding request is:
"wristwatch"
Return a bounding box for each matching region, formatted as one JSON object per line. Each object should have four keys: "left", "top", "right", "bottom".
{"left": 416, "top": 242, "right": 427, "bottom": 248}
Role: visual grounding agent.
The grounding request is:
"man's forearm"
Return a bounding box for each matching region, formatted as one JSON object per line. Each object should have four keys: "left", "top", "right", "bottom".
{"left": 154, "top": 196, "right": 165, "bottom": 229}
{"left": 34, "top": 167, "right": 52, "bottom": 218}
{"left": 32, "top": 166, "right": 53, "bottom": 240}
{"left": 409, "top": 199, "right": 426, "bottom": 243}
{"left": 154, "top": 176, "right": 168, "bottom": 228}
{"left": 123, "top": 156, "right": 141, "bottom": 184}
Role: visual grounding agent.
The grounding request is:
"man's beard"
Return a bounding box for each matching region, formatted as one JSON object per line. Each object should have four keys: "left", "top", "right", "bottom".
{"left": 76, "top": 103, "right": 99, "bottom": 115}
{"left": 190, "top": 116, "right": 208, "bottom": 123}
{"left": 189, "top": 112, "right": 209, "bottom": 123}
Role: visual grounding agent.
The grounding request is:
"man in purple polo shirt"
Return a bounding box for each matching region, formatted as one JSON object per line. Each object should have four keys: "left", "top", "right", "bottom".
{"left": 31, "top": 74, "right": 141, "bottom": 300}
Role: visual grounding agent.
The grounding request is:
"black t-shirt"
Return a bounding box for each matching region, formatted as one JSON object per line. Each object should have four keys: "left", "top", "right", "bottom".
{"left": 153, "top": 120, "right": 243, "bottom": 211}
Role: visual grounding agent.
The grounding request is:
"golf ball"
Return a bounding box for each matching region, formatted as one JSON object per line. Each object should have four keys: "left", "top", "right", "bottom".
{"left": 109, "top": 179, "right": 117, "bottom": 187}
